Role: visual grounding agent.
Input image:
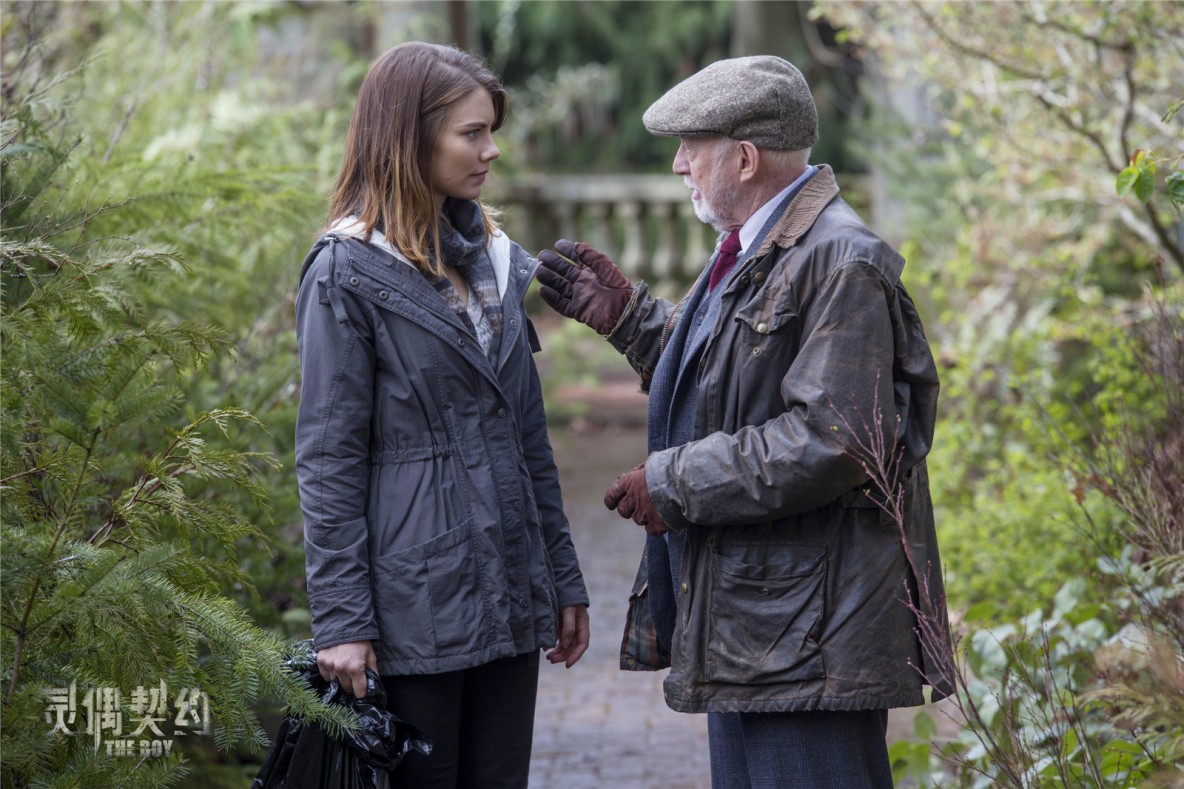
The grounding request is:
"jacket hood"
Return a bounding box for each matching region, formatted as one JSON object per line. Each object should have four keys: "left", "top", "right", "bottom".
{"left": 329, "top": 213, "right": 518, "bottom": 299}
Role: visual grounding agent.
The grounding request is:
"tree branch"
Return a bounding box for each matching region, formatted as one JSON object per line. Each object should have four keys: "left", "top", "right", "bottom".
{"left": 911, "top": 3, "right": 1048, "bottom": 82}
{"left": 1139, "top": 201, "right": 1184, "bottom": 275}
{"left": 1117, "top": 43, "right": 1137, "bottom": 167}
{"left": 7, "top": 429, "right": 99, "bottom": 705}
{"left": 1031, "top": 92, "right": 1123, "bottom": 172}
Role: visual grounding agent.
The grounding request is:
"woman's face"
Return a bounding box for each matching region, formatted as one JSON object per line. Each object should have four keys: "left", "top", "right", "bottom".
{"left": 429, "top": 88, "right": 500, "bottom": 208}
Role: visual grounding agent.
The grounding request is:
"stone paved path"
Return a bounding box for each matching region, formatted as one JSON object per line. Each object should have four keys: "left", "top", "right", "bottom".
{"left": 529, "top": 416, "right": 955, "bottom": 788}
{"left": 529, "top": 423, "right": 712, "bottom": 789}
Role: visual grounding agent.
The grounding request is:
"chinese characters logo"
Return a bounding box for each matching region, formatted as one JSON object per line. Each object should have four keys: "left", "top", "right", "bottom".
{"left": 44, "top": 681, "right": 210, "bottom": 757}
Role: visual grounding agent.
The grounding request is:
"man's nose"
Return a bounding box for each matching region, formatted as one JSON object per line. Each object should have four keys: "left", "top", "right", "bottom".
{"left": 672, "top": 141, "right": 689, "bottom": 175}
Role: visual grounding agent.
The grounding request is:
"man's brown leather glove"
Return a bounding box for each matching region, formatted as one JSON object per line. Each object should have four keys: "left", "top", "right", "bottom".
{"left": 604, "top": 463, "right": 668, "bottom": 536}
{"left": 536, "top": 239, "right": 633, "bottom": 336}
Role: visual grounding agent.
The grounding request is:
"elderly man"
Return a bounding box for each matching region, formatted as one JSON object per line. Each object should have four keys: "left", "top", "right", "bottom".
{"left": 537, "top": 56, "right": 953, "bottom": 787}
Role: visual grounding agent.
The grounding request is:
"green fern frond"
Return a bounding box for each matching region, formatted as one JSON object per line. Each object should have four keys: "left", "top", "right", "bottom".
{"left": 3, "top": 7, "right": 358, "bottom": 783}
{"left": 0, "top": 238, "right": 73, "bottom": 273}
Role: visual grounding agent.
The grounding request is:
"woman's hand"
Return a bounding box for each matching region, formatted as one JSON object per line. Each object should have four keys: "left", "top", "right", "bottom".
{"left": 316, "top": 640, "right": 377, "bottom": 699}
{"left": 546, "top": 604, "right": 590, "bottom": 668}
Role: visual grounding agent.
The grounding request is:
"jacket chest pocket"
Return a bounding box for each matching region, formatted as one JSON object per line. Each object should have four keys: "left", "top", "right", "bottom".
{"left": 725, "top": 289, "right": 802, "bottom": 408}
{"left": 733, "top": 286, "right": 801, "bottom": 361}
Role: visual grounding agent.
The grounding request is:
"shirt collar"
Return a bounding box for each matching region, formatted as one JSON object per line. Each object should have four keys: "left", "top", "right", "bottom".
{"left": 737, "top": 164, "right": 818, "bottom": 256}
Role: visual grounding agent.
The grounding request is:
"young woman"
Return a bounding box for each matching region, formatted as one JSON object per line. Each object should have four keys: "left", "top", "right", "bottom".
{"left": 294, "top": 42, "right": 590, "bottom": 788}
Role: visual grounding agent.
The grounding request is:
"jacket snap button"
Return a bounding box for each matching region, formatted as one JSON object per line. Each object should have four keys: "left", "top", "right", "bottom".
{"left": 519, "top": 597, "right": 529, "bottom": 608}
{"left": 497, "top": 407, "right": 507, "bottom": 418}
{"left": 458, "top": 337, "right": 465, "bottom": 346}
{"left": 349, "top": 276, "right": 359, "bottom": 286}
{"left": 752, "top": 347, "right": 761, "bottom": 355}
{"left": 513, "top": 500, "right": 522, "bottom": 511}
{"left": 756, "top": 322, "right": 768, "bottom": 333}
{"left": 378, "top": 290, "right": 388, "bottom": 299}
{"left": 761, "top": 586, "right": 771, "bottom": 595}
{"left": 754, "top": 272, "right": 765, "bottom": 283}
{"left": 679, "top": 582, "right": 688, "bottom": 593}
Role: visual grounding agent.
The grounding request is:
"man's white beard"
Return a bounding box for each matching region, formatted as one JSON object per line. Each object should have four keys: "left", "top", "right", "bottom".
{"left": 686, "top": 177, "right": 732, "bottom": 233}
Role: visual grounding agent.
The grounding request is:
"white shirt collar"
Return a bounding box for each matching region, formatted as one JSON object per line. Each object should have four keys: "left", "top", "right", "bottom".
{"left": 737, "top": 164, "right": 818, "bottom": 256}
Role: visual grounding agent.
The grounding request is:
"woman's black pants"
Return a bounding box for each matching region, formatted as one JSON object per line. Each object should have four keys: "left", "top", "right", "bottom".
{"left": 382, "top": 650, "right": 539, "bottom": 789}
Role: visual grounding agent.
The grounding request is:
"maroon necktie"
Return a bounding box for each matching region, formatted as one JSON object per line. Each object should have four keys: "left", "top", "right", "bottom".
{"left": 707, "top": 229, "right": 742, "bottom": 291}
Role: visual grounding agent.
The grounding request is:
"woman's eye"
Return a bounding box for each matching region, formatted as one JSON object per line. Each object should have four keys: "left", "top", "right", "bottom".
{"left": 465, "top": 130, "right": 480, "bottom": 139}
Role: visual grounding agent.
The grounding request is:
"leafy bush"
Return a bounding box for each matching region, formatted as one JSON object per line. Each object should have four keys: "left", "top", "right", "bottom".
{"left": 817, "top": 0, "right": 1184, "bottom": 618}
{"left": 9, "top": 0, "right": 367, "bottom": 642}
{"left": 812, "top": 4, "right": 1183, "bottom": 785}
{"left": 888, "top": 292, "right": 1184, "bottom": 788}
{"left": 1, "top": 5, "right": 362, "bottom": 784}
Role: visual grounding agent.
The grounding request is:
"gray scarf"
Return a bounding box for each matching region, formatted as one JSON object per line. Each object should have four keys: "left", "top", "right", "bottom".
{"left": 428, "top": 198, "right": 503, "bottom": 363}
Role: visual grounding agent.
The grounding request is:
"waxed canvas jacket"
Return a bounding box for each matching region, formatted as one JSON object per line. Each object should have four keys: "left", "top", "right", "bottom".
{"left": 294, "top": 228, "right": 588, "bottom": 676}
{"left": 610, "top": 165, "right": 954, "bottom": 713}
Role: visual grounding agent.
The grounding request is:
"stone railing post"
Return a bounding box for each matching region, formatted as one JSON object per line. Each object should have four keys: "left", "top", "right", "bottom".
{"left": 489, "top": 174, "right": 717, "bottom": 294}
{"left": 491, "top": 172, "right": 868, "bottom": 296}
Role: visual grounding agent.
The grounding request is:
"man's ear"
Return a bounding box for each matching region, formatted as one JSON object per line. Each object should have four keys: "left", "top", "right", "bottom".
{"left": 736, "top": 140, "right": 760, "bottom": 183}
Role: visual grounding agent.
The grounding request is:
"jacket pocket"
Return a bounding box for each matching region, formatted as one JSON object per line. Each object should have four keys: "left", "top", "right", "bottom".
{"left": 372, "top": 519, "right": 490, "bottom": 661}
{"left": 732, "top": 288, "right": 802, "bottom": 379}
{"left": 734, "top": 285, "right": 798, "bottom": 336}
{"left": 705, "top": 544, "right": 827, "bottom": 685}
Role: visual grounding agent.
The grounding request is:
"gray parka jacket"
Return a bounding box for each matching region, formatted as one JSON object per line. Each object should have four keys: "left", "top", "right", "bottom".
{"left": 611, "top": 166, "right": 954, "bottom": 713}
{"left": 294, "top": 226, "right": 588, "bottom": 676}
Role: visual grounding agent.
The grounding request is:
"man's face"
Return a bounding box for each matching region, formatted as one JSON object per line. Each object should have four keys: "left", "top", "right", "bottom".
{"left": 672, "top": 136, "right": 741, "bottom": 232}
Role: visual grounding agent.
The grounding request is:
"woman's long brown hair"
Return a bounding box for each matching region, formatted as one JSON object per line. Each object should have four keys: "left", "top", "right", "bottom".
{"left": 327, "top": 42, "right": 507, "bottom": 276}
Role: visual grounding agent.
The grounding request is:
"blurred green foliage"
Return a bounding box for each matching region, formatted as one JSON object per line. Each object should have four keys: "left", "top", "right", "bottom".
{"left": 0, "top": 4, "right": 370, "bottom": 786}
{"left": 819, "top": 0, "right": 1183, "bottom": 619}
{"left": 3, "top": 0, "right": 1181, "bottom": 784}
{"left": 476, "top": 0, "right": 863, "bottom": 174}
{"left": 48, "top": 1, "right": 341, "bottom": 641}
{"left": 478, "top": 0, "right": 733, "bottom": 172}
{"left": 1, "top": 2, "right": 372, "bottom": 784}
{"left": 818, "top": 2, "right": 1183, "bottom": 785}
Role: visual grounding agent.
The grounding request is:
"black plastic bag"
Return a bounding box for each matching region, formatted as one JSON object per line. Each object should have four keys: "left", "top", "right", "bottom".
{"left": 252, "top": 642, "right": 432, "bottom": 789}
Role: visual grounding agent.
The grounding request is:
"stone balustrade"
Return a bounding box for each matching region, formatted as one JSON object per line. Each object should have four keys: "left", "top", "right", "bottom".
{"left": 490, "top": 172, "right": 870, "bottom": 297}
{"left": 489, "top": 174, "right": 720, "bottom": 296}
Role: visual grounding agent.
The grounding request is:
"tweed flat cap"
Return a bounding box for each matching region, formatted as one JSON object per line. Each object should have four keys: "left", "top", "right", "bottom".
{"left": 642, "top": 56, "right": 818, "bottom": 151}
